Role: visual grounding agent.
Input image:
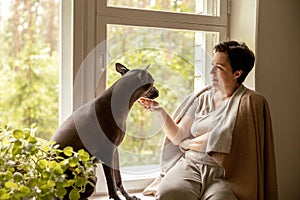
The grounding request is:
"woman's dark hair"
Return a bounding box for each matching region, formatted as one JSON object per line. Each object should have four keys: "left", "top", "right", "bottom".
{"left": 213, "top": 41, "right": 255, "bottom": 84}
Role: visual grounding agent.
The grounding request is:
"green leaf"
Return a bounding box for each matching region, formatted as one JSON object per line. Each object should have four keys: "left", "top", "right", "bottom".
{"left": 69, "top": 188, "right": 80, "bottom": 200}
{"left": 42, "top": 171, "right": 50, "bottom": 179}
{"left": 5, "top": 171, "right": 13, "bottom": 180}
{"left": 78, "top": 149, "right": 90, "bottom": 162}
{"left": 75, "top": 176, "right": 86, "bottom": 187}
{"left": 38, "top": 159, "right": 48, "bottom": 169}
{"left": 55, "top": 186, "right": 67, "bottom": 198}
{"left": 5, "top": 181, "right": 18, "bottom": 189}
{"left": 40, "top": 184, "right": 50, "bottom": 190}
{"left": 48, "top": 160, "right": 58, "bottom": 168}
{"left": 27, "top": 136, "right": 37, "bottom": 144}
{"left": 0, "top": 193, "right": 10, "bottom": 200}
{"left": 14, "top": 139, "right": 22, "bottom": 147}
{"left": 0, "top": 172, "right": 6, "bottom": 180}
{"left": 1, "top": 145, "right": 9, "bottom": 154}
{"left": 18, "top": 185, "right": 31, "bottom": 194}
{"left": 63, "top": 146, "right": 73, "bottom": 157}
{"left": 12, "top": 130, "right": 23, "bottom": 139}
{"left": 27, "top": 178, "right": 37, "bottom": 188}
{"left": 63, "top": 179, "right": 75, "bottom": 187}
{"left": 69, "top": 157, "right": 79, "bottom": 167}
{"left": 31, "top": 123, "right": 37, "bottom": 129}
{"left": 59, "top": 160, "right": 69, "bottom": 169}
{"left": 12, "top": 146, "right": 22, "bottom": 156}
{"left": 47, "top": 180, "right": 56, "bottom": 187}
{"left": 0, "top": 188, "right": 8, "bottom": 196}
{"left": 53, "top": 164, "right": 64, "bottom": 175}
{"left": 23, "top": 130, "right": 30, "bottom": 139}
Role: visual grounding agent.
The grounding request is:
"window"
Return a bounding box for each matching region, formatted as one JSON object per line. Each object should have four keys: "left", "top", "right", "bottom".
{"left": 87, "top": 0, "right": 228, "bottom": 194}
{"left": 0, "top": 0, "right": 60, "bottom": 140}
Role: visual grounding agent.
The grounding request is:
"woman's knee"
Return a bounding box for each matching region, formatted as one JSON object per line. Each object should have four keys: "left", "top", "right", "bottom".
{"left": 157, "top": 187, "right": 199, "bottom": 200}
{"left": 202, "top": 186, "right": 238, "bottom": 200}
{"left": 157, "top": 189, "right": 198, "bottom": 200}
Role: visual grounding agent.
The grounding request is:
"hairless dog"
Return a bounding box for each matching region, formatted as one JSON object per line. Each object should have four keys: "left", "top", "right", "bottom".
{"left": 51, "top": 63, "right": 159, "bottom": 200}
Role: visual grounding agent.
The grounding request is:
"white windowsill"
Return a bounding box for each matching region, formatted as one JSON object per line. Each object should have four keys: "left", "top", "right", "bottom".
{"left": 90, "top": 193, "right": 156, "bottom": 200}
{"left": 94, "top": 164, "right": 160, "bottom": 198}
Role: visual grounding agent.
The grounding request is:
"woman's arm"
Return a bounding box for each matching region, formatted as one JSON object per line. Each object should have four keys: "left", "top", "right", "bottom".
{"left": 138, "top": 97, "right": 193, "bottom": 145}
{"left": 180, "top": 133, "right": 209, "bottom": 152}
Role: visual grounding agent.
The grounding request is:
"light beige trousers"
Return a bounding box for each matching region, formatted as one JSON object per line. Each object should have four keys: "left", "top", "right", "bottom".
{"left": 156, "top": 151, "right": 238, "bottom": 200}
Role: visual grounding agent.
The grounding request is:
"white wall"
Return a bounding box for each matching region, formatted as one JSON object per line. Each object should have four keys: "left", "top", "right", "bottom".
{"left": 230, "top": 0, "right": 257, "bottom": 90}
{"left": 231, "top": 0, "right": 300, "bottom": 199}
{"left": 256, "top": 0, "right": 300, "bottom": 199}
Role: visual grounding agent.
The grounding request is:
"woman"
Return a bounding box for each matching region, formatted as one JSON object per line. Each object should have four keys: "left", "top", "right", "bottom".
{"left": 138, "top": 41, "right": 278, "bottom": 200}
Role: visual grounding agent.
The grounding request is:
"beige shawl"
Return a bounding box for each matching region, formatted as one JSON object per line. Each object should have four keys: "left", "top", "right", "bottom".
{"left": 143, "top": 86, "right": 278, "bottom": 200}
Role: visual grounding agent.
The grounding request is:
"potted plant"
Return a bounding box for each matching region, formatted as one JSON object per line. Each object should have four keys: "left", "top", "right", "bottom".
{"left": 0, "top": 124, "right": 96, "bottom": 200}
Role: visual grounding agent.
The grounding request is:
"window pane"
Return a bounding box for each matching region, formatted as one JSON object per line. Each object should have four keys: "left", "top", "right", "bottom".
{"left": 106, "top": 25, "right": 219, "bottom": 170}
{"left": 108, "top": 0, "right": 220, "bottom": 16}
{"left": 0, "top": 0, "right": 60, "bottom": 140}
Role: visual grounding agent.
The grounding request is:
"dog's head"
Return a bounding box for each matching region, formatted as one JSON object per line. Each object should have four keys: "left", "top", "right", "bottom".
{"left": 115, "top": 63, "right": 159, "bottom": 100}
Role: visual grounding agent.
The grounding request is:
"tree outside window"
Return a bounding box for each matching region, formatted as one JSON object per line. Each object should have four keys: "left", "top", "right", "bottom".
{"left": 0, "top": 0, "right": 60, "bottom": 139}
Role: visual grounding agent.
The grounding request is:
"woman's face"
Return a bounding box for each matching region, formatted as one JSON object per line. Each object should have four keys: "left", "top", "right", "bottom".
{"left": 210, "top": 52, "right": 240, "bottom": 93}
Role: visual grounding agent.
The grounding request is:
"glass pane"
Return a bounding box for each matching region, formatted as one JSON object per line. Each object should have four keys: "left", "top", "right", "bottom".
{"left": 106, "top": 24, "right": 219, "bottom": 171}
{"left": 108, "top": 0, "right": 220, "bottom": 16}
{"left": 0, "top": 0, "right": 60, "bottom": 140}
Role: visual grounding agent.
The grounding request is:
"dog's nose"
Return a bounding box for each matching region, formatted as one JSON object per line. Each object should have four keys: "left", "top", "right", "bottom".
{"left": 149, "top": 87, "right": 159, "bottom": 99}
{"left": 154, "top": 88, "right": 159, "bottom": 97}
{"left": 143, "top": 86, "right": 159, "bottom": 99}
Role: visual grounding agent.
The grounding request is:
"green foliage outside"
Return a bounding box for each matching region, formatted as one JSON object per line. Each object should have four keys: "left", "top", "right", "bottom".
{"left": 0, "top": 124, "right": 96, "bottom": 200}
{"left": 106, "top": 26, "right": 196, "bottom": 167}
{"left": 0, "top": 0, "right": 59, "bottom": 139}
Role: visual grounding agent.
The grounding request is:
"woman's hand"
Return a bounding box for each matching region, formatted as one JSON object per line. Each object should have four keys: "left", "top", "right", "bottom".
{"left": 179, "top": 133, "right": 209, "bottom": 152}
{"left": 138, "top": 97, "right": 191, "bottom": 146}
{"left": 138, "top": 97, "right": 161, "bottom": 111}
{"left": 187, "top": 134, "right": 208, "bottom": 152}
{"left": 179, "top": 138, "right": 192, "bottom": 151}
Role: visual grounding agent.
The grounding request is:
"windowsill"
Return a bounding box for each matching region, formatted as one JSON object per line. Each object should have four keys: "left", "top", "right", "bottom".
{"left": 94, "top": 164, "right": 160, "bottom": 196}
{"left": 90, "top": 192, "right": 156, "bottom": 200}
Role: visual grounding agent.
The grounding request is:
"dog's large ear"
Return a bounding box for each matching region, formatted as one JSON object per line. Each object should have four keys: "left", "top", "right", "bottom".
{"left": 144, "top": 64, "right": 151, "bottom": 70}
{"left": 116, "top": 63, "right": 129, "bottom": 76}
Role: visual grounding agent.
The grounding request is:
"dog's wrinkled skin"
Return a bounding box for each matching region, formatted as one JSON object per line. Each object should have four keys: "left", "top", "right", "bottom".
{"left": 51, "top": 63, "right": 159, "bottom": 200}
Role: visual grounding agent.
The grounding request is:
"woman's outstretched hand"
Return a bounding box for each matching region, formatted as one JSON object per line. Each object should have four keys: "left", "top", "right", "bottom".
{"left": 138, "top": 97, "right": 161, "bottom": 111}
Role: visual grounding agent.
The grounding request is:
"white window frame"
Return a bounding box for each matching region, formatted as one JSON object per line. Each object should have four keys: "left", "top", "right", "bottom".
{"left": 61, "top": 0, "right": 229, "bottom": 195}
{"left": 59, "top": 0, "right": 73, "bottom": 124}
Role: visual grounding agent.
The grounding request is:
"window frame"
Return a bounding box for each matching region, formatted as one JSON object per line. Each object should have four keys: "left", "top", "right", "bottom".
{"left": 59, "top": 0, "right": 73, "bottom": 124}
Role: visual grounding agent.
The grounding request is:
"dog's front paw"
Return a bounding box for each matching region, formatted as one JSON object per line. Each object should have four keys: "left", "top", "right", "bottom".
{"left": 109, "top": 194, "right": 122, "bottom": 200}
{"left": 126, "top": 195, "right": 140, "bottom": 200}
